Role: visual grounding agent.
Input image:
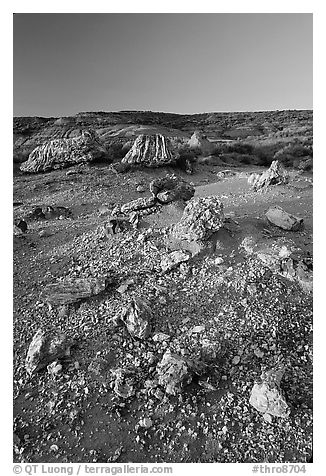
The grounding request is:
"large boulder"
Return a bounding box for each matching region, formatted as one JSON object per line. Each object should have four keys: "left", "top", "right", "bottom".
{"left": 121, "top": 134, "right": 178, "bottom": 167}
{"left": 251, "top": 160, "right": 289, "bottom": 191}
{"left": 171, "top": 196, "right": 224, "bottom": 243}
{"left": 20, "top": 130, "right": 107, "bottom": 173}
{"left": 188, "top": 131, "right": 216, "bottom": 155}
{"left": 266, "top": 206, "right": 303, "bottom": 231}
{"left": 249, "top": 361, "right": 290, "bottom": 421}
{"left": 26, "top": 329, "right": 71, "bottom": 375}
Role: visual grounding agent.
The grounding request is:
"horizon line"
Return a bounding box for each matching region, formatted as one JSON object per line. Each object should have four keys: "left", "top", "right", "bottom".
{"left": 14, "top": 107, "right": 313, "bottom": 119}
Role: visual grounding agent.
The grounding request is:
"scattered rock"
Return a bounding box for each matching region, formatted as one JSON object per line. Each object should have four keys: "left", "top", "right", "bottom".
{"left": 266, "top": 206, "right": 303, "bottom": 231}
{"left": 26, "top": 329, "right": 71, "bottom": 375}
{"left": 120, "top": 298, "right": 152, "bottom": 339}
{"left": 156, "top": 350, "right": 193, "bottom": 395}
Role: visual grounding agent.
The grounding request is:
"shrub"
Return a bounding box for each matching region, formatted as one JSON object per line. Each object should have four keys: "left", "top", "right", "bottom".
{"left": 274, "top": 142, "right": 312, "bottom": 167}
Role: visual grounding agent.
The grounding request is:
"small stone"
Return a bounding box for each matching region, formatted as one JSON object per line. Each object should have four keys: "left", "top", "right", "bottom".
{"left": 191, "top": 325, "right": 205, "bottom": 334}
{"left": 215, "top": 257, "right": 224, "bottom": 265}
{"left": 136, "top": 185, "right": 146, "bottom": 193}
{"left": 138, "top": 417, "right": 153, "bottom": 428}
{"left": 47, "top": 360, "right": 63, "bottom": 376}
{"left": 152, "top": 333, "right": 170, "bottom": 343}
{"left": 232, "top": 355, "right": 241, "bottom": 365}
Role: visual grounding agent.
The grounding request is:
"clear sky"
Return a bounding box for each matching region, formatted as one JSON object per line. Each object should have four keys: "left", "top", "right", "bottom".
{"left": 13, "top": 13, "right": 312, "bottom": 117}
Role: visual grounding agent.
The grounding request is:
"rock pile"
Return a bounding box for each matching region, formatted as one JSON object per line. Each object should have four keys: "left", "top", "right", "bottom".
{"left": 20, "top": 130, "right": 107, "bottom": 173}
{"left": 121, "top": 134, "right": 178, "bottom": 167}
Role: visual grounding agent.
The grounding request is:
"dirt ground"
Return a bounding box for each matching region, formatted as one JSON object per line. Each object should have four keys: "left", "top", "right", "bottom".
{"left": 13, "top": 162, "right": 313, "bottom": 463}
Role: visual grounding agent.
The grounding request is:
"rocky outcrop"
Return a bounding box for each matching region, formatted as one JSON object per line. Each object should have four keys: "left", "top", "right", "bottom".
{"left": 120, "top": 298, "right": 152, "bottom": 340}
{"left": 121, "top": 134, "right": 178, "bottom": 167}
{"left": 249, "top": 360, "right": 290, "bottom": 422}
{"left": 251, "top": 160, "right": 289, "bottom": 191}
{"left": 20, "top": 130, "right": 107, "bottom": 173}
{"left": 26, "top": 329, "right": 71, "bottom": 375}
{"left": 171, "top": 196, "right": 224, "bottom": 243}
{"left": 188, "top": 131, "right": 216, "bottom": 155}
{"left": 266, "top": 206, "right": 303, "bottom": 231}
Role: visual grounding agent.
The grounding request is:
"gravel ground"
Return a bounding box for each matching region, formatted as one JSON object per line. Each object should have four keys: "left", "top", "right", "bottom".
{"left": 13, "top": 163, "right": 313, "bottom": 463}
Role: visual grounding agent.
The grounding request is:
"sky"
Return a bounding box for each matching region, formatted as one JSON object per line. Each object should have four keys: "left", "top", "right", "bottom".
{"left": 13, "top": 13, "right": 313, "bottom": 117}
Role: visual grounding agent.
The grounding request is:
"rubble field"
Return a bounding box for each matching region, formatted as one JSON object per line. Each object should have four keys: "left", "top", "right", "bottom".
{"left": 13, "top": 162, "right": 313, "bottom": 463}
